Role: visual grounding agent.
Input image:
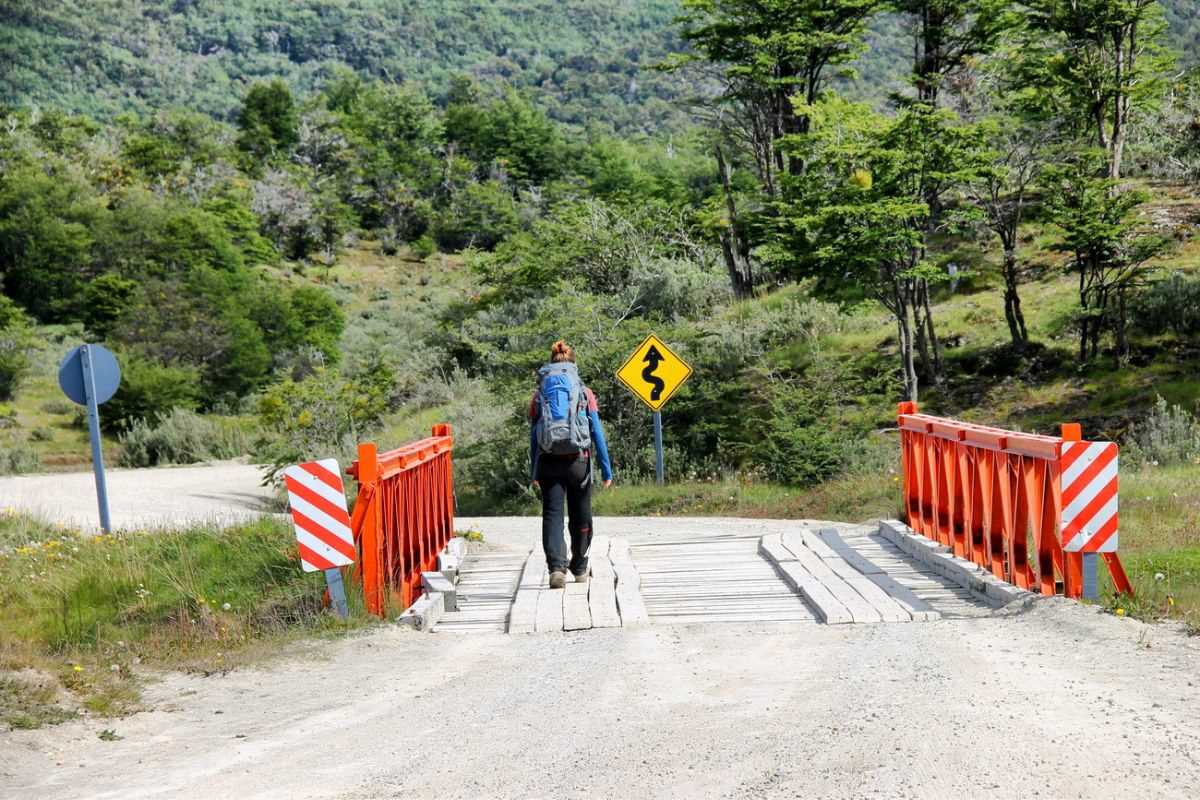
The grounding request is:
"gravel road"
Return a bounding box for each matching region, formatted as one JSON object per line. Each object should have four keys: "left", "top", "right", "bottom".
{"left": 3, "top": 516, "right": 1198, "bottom": 799}
{"left": 0, "top": 461, "right": 274, "bottom": 532}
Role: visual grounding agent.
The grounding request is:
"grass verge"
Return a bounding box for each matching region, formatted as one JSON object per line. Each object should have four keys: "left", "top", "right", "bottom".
{"left": 0, "top": 512, "right": 373, "bottom": 730}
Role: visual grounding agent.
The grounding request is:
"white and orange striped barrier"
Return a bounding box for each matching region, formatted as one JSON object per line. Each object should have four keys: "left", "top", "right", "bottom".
{"left": 283, "top": 459, "right": 356, "bottom": 617}
{"left": 283, "top": 459, "right": 356, "bottom": 571}
{"left": 897, "top": 403, "right": 1131, "bottom": 599}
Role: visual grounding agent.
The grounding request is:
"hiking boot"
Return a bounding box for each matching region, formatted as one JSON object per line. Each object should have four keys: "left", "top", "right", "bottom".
{"left": 549, "top": 571, "right": 567, "bottom": 589}
{"left": 574, "top": 571, "right": 590, "bottom": 583}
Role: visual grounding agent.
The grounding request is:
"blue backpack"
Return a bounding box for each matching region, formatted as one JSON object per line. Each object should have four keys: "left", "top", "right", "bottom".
{"left": 535, "top": 362, "right": 592, "bottom": 455}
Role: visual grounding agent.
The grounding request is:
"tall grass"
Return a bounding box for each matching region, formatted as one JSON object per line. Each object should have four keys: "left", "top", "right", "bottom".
{"left": 0, "top": 512, "right": 367, "bottom": 728}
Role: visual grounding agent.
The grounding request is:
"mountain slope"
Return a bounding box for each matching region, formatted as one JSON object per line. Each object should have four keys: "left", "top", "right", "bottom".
{"left": 3, "top": 1, "right": 1198, "bottom": 129}
{"left": 0, "top": 0, "right": 688, "bottom": 133}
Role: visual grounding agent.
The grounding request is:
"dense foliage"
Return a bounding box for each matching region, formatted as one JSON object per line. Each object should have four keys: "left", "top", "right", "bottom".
{"left": 1, "top": 0, "right": 691, "bottom": 134}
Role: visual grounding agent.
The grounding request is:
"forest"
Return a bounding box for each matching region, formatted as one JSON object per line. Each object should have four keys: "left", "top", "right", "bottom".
{"left": 3, "top": 2, "right": 1200, "bottom": 619}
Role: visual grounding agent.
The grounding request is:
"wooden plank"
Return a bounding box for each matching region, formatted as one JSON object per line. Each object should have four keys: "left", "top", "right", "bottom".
{"left": 508, "top": 548, "right": 544, "bottom": 634}
{"left": 796, "top": 528, "right": 840, "bottom": 561}
{"left": 610, "top": 539, "right": 649, "bottom": 627}
{"left": 591, "top": 535, "right": 611, "bottom": 561}
{"left": 588, "top": 556, "right": 621, "bottom": 628}
{"left": 803, "top": 542, "right": 911, "bottom": 622}
{"left": 770, "top": 560, "right": 853, "bottom": 625}
{"left": 563, "top": 580, "right": 592, "bottom": 631}
{"left": 758, "top": 532, "right": 795, "bottom": 564}
{"left": 816, "top": 527, "right": 885, "bottom": 575}
{"left": 779, "top": 535, "right": 883, "bottom": 624}
{"left": 866, "top": 572, "right": 942, "bottom": 622}
{"left": 518, "top": 547, "right": 545, "bottom": 589}
{"left": 535, "top": 587, "right": 565, "bottom": 632}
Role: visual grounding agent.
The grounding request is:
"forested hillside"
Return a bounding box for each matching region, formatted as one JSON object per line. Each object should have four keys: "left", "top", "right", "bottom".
{"left": 4, "top": 1, "right": 1200, "bottom": 131}
{"left": 0, "top": 0, "right": 689, "bottom": 133}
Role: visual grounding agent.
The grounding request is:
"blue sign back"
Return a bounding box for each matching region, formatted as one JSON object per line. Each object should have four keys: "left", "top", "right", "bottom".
{"left": 58, "top": 344, "right": 122, "bottom": 406}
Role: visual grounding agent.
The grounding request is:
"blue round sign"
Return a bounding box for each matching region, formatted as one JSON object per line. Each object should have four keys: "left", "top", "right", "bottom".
{"left": 58, "top": 344, "right": 122, "bottom": 406}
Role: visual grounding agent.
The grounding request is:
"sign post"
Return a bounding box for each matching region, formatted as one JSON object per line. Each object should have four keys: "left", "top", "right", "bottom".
{"left": 653, "top": 411, "right": 664, "bottom": 485}
{"left": 615, "top": 334, "right": 693, "bottom": 486}
{"left": 283, "top": 459, "right": 357, "bottom": 619}
{"left": 58, "top": 344, "right": 122, "bottom": 533}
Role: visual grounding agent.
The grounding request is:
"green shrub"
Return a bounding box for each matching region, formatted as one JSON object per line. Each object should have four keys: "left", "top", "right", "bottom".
{"left": 117, "top": 408, "right": 247, "bottom": 468}
{"left": 39, "top": 400, "right": 74, "bottom": 416}
{"left": 254, "top": 365, "right": 394, "bottom": 477}
{"left": 410, "top": 234, "right": 437, "bottom": 260}
{"left": 0, "top": 444, "right": 39, "bottom": 475}
{"left": 102, "top": 354, "right": 202, "bottom": 433}
{"left": 1125, "top": 396, "right": 1200, "bottom": 468}
{"left": 29, "top": 427, "right": 53, "bottom": 442}
{"left": 432, "top": 180, "right": 520, "bottom": 252}
{"left": 0, "top": 296, "right": 35, "bottom": 401}
{"left": 1131, "top": 273, "right": 1200, "bottom": 337}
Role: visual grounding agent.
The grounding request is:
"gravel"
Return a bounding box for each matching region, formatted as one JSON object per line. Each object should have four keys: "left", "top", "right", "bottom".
{"left": 3, "top": 516, "right": 1199, "bottom": 799}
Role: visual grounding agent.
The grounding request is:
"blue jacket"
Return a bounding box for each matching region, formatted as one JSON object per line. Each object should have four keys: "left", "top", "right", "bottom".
{"left": 529, "top": 384, "right": 613, "bottom": 482}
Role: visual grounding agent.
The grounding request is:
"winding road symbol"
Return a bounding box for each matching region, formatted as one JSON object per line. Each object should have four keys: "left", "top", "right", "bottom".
{"left": 642, "top": 345, "right": 666, "bottom": 401}
{"left": 615, "top": 333, "right": 693, "bottom": 411}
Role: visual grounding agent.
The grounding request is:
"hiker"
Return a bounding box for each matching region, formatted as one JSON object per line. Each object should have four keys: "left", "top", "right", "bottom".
{"left": 530, "top": 339, "right": 613, "bottom": 589}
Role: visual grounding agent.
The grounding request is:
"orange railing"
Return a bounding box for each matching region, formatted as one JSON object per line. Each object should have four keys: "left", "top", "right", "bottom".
{"left": 897, "top": 403, "right": 1131, "bottom": 599}
{"left": 347, "top": 425, "right": 455, "bottom": 616}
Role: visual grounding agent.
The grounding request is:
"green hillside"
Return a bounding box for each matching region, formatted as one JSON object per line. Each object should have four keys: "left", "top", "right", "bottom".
{"left": 0, "top": 0, "right": 689, "bottom": 133}
{"left": 4, "top": 2, "right": 1199, "bottom": 131}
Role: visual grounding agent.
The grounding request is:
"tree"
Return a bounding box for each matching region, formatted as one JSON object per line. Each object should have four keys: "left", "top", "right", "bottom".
{"left": 676, "top": 0, "right": 885, "bottom": 186}
{"left": 965, "top": 117, "right": 1052, "bottom": 349}
{"left": 0, "top": 166, "right": 101, "bottom": 321}
{"left": 236, "top": 80, "right": 300, "bottom": 164}
{"left": 1042, "top": 155, "right": 1169, "bottom": 363}
{"left": 891, "top": 1, "right": 1015, "bottom": 381}
{"left": 768, "top": 96, "right": 986, "bottom": 401}
{"left": 0, "top": 295, "right": 33, "bottom": 401}
{"left": 1020, "top": 0, "right": 1173, "bottom": 179}
{"left": 892, "top": 0, "right": 1015, "bottom": 107}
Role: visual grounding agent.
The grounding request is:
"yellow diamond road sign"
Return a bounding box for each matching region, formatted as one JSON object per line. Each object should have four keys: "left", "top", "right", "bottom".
{"left": 615, "top": 334, "right": 693, "bottom": 412}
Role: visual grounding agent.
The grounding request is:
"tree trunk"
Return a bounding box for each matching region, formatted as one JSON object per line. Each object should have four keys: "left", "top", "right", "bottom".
{"left": 715, "top": 144, "right": 753, "bottom": 298}
{"left": 895, "top": 288, "right": 920, "bottom": 403}
{"left": 1002, "top": 248, "right": 1028, "bottom": 348}
{"left": 920, "top": 280, "right": 945, "bottom": 383}
{"left": 913, "top": 293, "right": 933, "bottom": 381}
{"left": 1115, "top": 289, "right": 1130, "bottom": 365}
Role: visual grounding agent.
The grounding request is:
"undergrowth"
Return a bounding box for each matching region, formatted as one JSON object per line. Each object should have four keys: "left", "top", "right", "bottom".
{"left": 0, "top": 511, "right": 372, "bottom": 730}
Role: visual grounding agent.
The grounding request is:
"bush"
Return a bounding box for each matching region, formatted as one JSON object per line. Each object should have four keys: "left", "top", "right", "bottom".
{"left": 29, "top": 427, "right": 53, "bottom": 442}
{"left": 432, "top": 180, "right": 520, "bottom": 252}
{"left": 39, "top": 400, "right": 74, "bottom": 416}
{"left": 0, "top": 296, "right": 35, "bottom": 401}
{"left": 1124, "top": 396, "right": 1200, "bottom": 468}
{"left": 117, "top": 408, "right": 247, "bottom": 468}
{"left": 102, "top": 354, "right": 202, "bottom": 433}
{"left": 254, "top": 365, "right": 394, "bottom": 478}
{"left": 1131, "top": 273, "right": 1200, "bottom": 338}
{"left": 0, "top": 444, "right": 39, "bottom": 475}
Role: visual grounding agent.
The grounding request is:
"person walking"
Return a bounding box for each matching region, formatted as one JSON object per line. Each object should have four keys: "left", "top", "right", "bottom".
{"left": 530, "top": 340, "right": 613, "bottom": 589}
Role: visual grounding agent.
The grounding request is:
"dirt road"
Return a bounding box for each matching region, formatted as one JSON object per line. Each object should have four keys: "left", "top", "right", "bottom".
{"left": 0, "top": 461, "right": 274, "bottom": 532}
{"left": 3, "top": 516, "right": 1199, "bottom": 799}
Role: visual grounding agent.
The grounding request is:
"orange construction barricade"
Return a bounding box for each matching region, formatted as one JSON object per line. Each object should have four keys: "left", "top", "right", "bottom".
{"left": 347, "top": 424, "right": 456, "bottom": 616}
{"left": 897, "top": 403, "right": 1131, "bottom": 599}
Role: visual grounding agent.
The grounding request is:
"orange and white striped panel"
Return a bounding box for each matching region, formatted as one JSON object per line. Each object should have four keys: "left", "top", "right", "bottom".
{"left": 1060, "top": 441, "right": 1119, "bottom": 553}
{"left": 283, "top": 459, "right": 357, "bottom": 572}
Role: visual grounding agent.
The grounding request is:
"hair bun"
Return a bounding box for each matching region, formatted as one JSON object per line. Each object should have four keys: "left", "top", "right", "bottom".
{"left": 550, "top": 339, "right": 575, "bottom": 363}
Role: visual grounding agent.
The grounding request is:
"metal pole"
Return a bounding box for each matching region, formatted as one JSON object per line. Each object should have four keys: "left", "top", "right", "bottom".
{"left": 653, "top": 410, "right": 664, "bottom": 486}
{"left": 80, "top": 345, "right": 112, "bottom": 534}
{"left": 1082, "top": 552, "right": 1099, "bottom": 600}
{"left": 324, "top": 567, "right": 349, "bottom": 619}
